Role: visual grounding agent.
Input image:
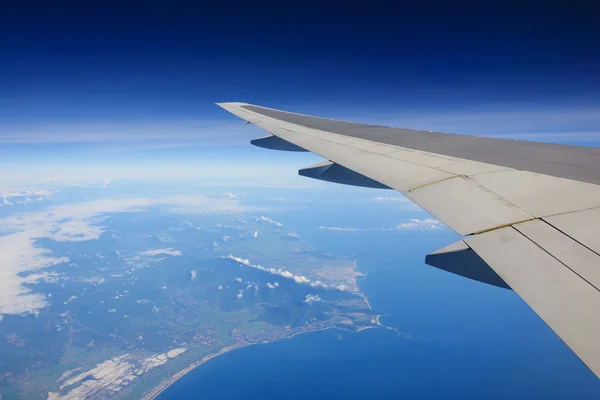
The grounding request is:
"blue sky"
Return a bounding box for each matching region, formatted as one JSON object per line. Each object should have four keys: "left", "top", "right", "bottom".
{"left": 1, "top": 1, "right": 599, "bottom": 185}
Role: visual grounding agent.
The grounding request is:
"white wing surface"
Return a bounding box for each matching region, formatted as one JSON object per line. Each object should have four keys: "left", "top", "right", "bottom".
{"left": 217, "top": 102, "right": 600, "bottom": 378}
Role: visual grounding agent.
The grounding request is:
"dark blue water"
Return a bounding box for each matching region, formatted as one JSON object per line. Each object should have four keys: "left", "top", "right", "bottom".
{"left": 159, "top": 260, "right": 600, "bottom": 399}
{"left": 159, "top": 191, "right": 600, "bottom": 399}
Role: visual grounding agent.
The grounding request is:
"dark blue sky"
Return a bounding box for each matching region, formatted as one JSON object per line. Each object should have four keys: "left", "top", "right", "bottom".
{"left": 1, "top": 1, "right": 599, "bottom": 182}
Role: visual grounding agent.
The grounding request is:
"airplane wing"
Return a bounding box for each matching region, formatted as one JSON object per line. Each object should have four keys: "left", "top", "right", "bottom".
{"left": 217, "top": 102, "right": 600, "bottom": 378}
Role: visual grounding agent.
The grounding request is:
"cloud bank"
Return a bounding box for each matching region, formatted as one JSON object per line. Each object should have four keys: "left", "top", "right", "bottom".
{"left": 0, "top": 195, "right": 249, "bottom": 316}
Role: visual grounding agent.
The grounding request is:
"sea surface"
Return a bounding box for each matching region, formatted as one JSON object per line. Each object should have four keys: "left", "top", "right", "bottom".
{"left": 159, "top": 196, "right": 600, "bottom": 399}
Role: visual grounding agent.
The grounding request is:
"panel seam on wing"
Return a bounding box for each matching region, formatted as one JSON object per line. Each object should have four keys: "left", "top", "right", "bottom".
{"left": 510, "top": 225, "right": 600, "bottom": 293}
{"left": 235, "top": 106, "right": 542, "bottom": 236}
{"left": 541, "top": 216, "right": 600, "bottom": 258}
{"left": 229, "top": 104, "right": 600, "bottom": 237}
{"left": 406, "top": 176, "right": 458, "bottom": 192}
{"left": 470, "top": 218, "right": 537, "bottom": 235}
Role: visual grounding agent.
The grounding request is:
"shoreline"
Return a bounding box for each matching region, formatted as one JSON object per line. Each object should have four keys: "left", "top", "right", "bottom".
{"left": 143, "top": 264, "right": 385, "bottom": 399}
{"left": 141, "top": 325, "right": 350, "bottom": 400}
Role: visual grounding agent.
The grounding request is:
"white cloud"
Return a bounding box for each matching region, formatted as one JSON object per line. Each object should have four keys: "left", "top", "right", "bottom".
{"left": 256, "top": 216, "right": 283, "bottom": 227}
{"left": 0, "top": 187, "right": 58, "bottom": 207}
{"left": 0, "top": 195, "right": 249, "bottom": 316}
{"left": 139, "top": 248, "right": 182, "bottom": 257}
{"left": 262, "top": 197, "right": 313, "bottom": 203}
{"left": 293, "top": 275, "right": 311, "bottom": 284}
{"left": 317, "top": 226, "right": 368, "bottom": 232}
{"left": 217, "top": 285, "right": 223, "bottom": 291}
{"left": 190, "top": 270, "right": 198, "bottom": 280}
{"left": 373, "top": 196, "right": 408, "bottom": 202}
{"left": 395, "top": 219, "right": 443, "bottom": 230}
{"left": 236, "top": 290, "right": 243, "bottom": 299}
{"left": 224, "top": 255, "right": 317, "bottom": 289}
{"left": 304, "top": 294, "right": 322, "bottom": 304}
{"left": 0, "top": 120, "right": 249, "bottom": 144}
{"left": 234, "top": 277, "right": 242, "bottom": 283}
{"left": 223, "top": 192, "right": 237, "bottom": 199}
{"left": 252, "top": 231, "right": 259, "bottom": 238}
{"left": 266, "top": 282, "right": 276, "bottom": 289}
{"left": 317, "top": 218, "right": 444, "bottom": 233}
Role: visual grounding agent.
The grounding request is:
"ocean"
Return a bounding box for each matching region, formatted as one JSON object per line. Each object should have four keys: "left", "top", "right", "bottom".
{"left": 159, "top": 194, "right": 600, "bottom": 399}
{"left": 158, "top": 257, "right": 600, "bottom": 399}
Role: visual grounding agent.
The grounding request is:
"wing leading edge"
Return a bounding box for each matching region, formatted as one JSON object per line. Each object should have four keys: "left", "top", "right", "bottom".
{"left": 217, "top": 102, "right": 600, "bottom": 379}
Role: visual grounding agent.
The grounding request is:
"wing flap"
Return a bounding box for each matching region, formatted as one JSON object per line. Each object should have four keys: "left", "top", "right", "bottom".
{"left": 545, "top": 208, "right": 600, "bottom": 255}
{"left": 465, "top": 227, "right": 600, "bottom": 377}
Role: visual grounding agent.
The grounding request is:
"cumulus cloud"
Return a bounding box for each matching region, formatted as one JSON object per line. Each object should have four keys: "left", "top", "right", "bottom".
{"left": 256, "top": 216, "right": 283, "bottom": 227}
{"left": 234, "top": 277, "right": 242, "bottom": 283}
{"left": 224, "top": 255, "right": 314, "bottom": 289}
{"left": 293, "top": 275, "right": 311, "bottom": 284}
{"left": 217, "top": 285, "right": 223, "bottom": 290}
{"left": 190, "top": 270, "right": 198, "bottom": 280}
{"left": 223, "top": 192, "right": 237, "bottom": 199}
{"left": 236, "top": 290, "right": 243, "bottom": 299}
{"left": 0, "top": 195, "right": 249, "bottom": 316}
{"left": 0, "top": 187, "right": 58, "bottom": 207}
{"left": 266, "top": 282, "right": 276, "bottom": 289}
{"left": 304, "top": 294, "right": 322, "bottom": 304}
{"left": 252, "top": 231, "right": 259, "bottom": 238}
{"left": 395, "top": 219, "right": 443, "bottom": 230}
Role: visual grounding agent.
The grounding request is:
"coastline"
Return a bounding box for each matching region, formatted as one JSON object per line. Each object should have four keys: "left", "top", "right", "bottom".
{"left": 143, "top": 263, "right": 385, "bottom": 399}
{"left": 141, "top": 325, "right": 344, "bottom": 400}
